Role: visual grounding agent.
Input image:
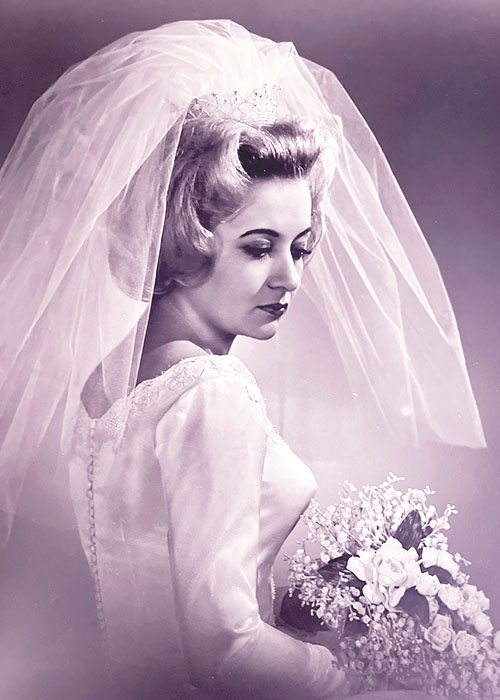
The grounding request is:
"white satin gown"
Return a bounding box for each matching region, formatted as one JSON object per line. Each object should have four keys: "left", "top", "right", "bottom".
{"left": 70, "top": 354, "right": 344, "bottom": 699}
{"left": 70, "top": 354, "right": 448, "bottom": 700}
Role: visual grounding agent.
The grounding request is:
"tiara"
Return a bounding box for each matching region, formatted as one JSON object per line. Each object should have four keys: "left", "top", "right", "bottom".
{"left": 186, "top": 84, "right": 280, "bottom": 127}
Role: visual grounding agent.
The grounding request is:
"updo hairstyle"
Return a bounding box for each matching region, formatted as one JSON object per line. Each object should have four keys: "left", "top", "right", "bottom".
{"left": 155, "top": 117, "right": 331, "bottom": 292}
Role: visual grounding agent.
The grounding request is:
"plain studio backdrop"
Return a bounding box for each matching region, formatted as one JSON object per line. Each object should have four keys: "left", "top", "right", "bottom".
{"left": 0, "top": 0, "right": 499, "bottom": 678}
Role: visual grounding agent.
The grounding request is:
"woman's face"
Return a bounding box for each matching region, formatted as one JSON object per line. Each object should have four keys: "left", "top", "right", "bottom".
{"left": 180, "top": 176, "right": 313, "bottom": 348}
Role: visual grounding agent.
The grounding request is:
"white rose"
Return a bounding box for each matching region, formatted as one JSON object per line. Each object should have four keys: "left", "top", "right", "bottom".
{"left": 453, "top": 630, "right": 480, "bottom": 658}
{"left": 461, "top": 584, "right": 490, "bottom": 619}
{"left": 424, "top": 614, "right": 455, "bottom": 652}
{"left": 493, "top": 630, "right": 500, "bottom": 651}
{"left": 462, "top": 596, "right": 481, "bottom": 620}
{"left": 436, "top": 550, "right": 460, "bottom": 578}
{"left": 463, "top": 584, "right": 490, "bottom": 609}
{"left": 416, "top": 572, "right": 441, "bottom": 598}
{"left": 472, "top": 612, "right": 493, "bottom": 636}
{"left": 421, "top": 547, "right": 459, "bottom": 577}
{"left": 347, "top": 537, "right": 421, "bottom": 611}
{"left": 438, "top": 584, "right": 464, "bottom": 611}
{"left": 476, "top": 589, "right": 490, "bottom": 611}
{"left": 421, "top": 547, "right": 439, "bottom": 568}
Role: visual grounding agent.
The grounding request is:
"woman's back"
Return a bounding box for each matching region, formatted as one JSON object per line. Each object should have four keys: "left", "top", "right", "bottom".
{"left": 70, "top": 354, "right": 321, "bottom": 698}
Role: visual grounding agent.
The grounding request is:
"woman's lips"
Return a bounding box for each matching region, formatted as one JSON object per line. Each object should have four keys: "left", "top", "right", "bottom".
{"left": 257, "top": 303, "right": 288, "bottom": 318}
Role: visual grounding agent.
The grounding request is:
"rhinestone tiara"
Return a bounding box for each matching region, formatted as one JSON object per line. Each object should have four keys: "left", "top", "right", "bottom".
{"left": 186, "top": 84, "right": 281, "bottom": 127}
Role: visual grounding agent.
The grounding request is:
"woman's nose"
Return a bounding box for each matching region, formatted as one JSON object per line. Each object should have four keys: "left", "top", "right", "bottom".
{"left": 267, "top": 253, "right": 301, "bottom": 292}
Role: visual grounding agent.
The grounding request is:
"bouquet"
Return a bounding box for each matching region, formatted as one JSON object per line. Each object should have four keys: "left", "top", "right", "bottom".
{"left": 285, "top": 474, "right": 500, "bottom": 698}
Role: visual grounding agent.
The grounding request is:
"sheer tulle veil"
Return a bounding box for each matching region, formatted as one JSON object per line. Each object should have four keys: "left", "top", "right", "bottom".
{"left": 0, "top": 19, "right": 485, "bottom": 544}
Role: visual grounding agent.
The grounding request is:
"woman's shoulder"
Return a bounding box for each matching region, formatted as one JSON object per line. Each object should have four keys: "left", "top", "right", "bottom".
{"left": 131, "top": 346, "right": 263, "bottom": 416}
{"left": 84, "top": 345, "right": 264, "bottom": 444}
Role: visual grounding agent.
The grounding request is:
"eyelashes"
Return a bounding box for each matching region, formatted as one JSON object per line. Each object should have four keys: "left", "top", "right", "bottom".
{"left": 291, "top": 248, "right": 312, "bottom": 262}
{"left": 242, "top": 245, "right": 272, "bottom": 259}
{"left": 242, "top": 245, "right": 312, "bottom": 262}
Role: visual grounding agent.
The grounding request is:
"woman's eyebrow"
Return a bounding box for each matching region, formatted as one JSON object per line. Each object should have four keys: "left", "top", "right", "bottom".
{"left": 240, "top": 227, "right": 311, "bottom": 239}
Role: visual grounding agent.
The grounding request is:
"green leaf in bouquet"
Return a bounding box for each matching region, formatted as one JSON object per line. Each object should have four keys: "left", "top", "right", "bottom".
{"left": 319, "top": 553, "right": 364, "bottom": 590}
{"left": 437, "top": 603, "right": 468, "bottom": 632}
{"left": 399, "top": 587, "right": 430, "bottom": 625}
{"left": 279, "top": 589, "right": 325, "bottom": 632}
{"left": 422, "top": 524, "right": 433, "bottom": 538}
{"left": 422, "top": 565, "right": 454, "bottom": 585}
{"left": 393, "top": 509, "right": 424, "bottom": 550}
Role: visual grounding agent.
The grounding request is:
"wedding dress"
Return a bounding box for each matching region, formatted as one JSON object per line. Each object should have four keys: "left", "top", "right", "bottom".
{"left": 70, "top": 354, "right": 454, "bottom": 700}
{"left": 70, "top": 354, "right": 342, "bottom": 699}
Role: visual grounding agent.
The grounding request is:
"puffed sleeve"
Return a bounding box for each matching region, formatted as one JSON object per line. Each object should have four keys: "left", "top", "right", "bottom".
{"left": 155, "top": 372, "right": 345, "bottom": 700}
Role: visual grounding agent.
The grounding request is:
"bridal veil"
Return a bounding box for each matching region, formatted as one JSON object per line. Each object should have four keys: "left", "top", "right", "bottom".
{"left": 0, "top": 19, "right": 485, "bottom": 543}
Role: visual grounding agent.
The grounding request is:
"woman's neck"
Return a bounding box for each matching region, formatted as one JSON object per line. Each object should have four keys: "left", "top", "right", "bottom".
{"left": 142, "top": 290, "right": 235, "bottom": 358}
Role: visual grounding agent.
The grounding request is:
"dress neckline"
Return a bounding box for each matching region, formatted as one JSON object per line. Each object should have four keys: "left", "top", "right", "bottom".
{"left": 81, "top": 354, "right": 250, "bottom": 422}
{"left": 134, "top": 353, "right": 244, "bottom": 393}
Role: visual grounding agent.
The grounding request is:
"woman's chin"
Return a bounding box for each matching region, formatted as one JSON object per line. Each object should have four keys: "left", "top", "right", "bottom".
{"left": 248, "top": 325, "right": 279, "bottom": 341}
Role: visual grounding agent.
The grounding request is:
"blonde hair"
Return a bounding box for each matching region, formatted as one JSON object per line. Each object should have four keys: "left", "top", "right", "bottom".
{"left": 156, "top": 117, "right": 331, "bottom": 291}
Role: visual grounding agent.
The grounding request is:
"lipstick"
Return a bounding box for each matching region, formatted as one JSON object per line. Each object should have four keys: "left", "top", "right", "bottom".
{"left": 257, "top": 303, "right": 288, "bottom": 318}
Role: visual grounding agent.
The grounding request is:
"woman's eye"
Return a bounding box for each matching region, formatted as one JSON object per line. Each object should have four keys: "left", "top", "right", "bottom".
{"left": 243, "top": 245, "right": 272, "bottom": 259}
{"left": 291, "top": 247, "right": 312, "bottom": 262}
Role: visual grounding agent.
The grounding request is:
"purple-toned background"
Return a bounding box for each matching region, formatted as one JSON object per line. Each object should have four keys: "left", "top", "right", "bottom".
{"left": 1, "top": 0, "right": 499, "bottom": 666}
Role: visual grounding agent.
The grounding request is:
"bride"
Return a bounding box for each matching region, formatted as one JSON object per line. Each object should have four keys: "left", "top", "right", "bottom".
{"left": 0, "top": 19, "right": 484, "bottom": 700}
